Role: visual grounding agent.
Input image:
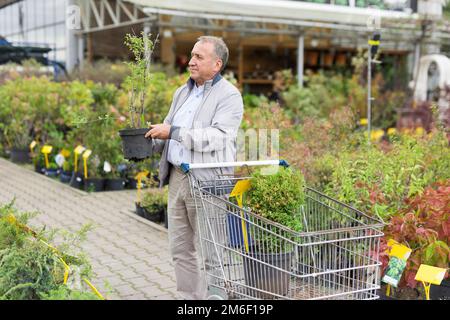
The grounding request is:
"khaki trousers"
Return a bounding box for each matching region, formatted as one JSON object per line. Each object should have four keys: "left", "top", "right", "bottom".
{"left": 168, "top": 166, "right": 207, "bottom": 300}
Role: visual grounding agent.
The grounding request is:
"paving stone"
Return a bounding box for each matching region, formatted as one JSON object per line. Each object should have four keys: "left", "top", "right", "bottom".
{"left": 149, "top": 276, "right": 177, "bottom": 289}
{"left": 139, "top": 285, "right": 166, "bottom": 298}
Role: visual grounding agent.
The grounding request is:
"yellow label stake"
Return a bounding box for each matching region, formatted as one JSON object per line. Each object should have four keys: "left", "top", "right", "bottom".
{"left": 135, "top": 170, "right": 149, "bottom": 203}
{"left": 73, "top": 145, "right": 86, "bottom": 173}
{"left": 29, "top": 140, "right": 37, "bottom": 153}
{"left": 41, "top": 145, "right": 53, "bottom": 168}
{"left": 415, "top": 264, "right": 447, "bottom": 300}
{"left": 230, "top": 179, "right": 251, "bottom": 253}
{"left": 82, "top": 149, "right": 92, "bottom": 179}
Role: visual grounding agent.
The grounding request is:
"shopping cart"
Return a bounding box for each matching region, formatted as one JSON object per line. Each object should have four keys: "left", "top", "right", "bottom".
{"left": 181, "top": 160, "right": 385, "bottom": 300}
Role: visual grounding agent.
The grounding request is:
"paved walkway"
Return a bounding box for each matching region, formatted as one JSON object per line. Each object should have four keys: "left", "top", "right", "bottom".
{"left": 0, "top": 158, "right": 177, "bottom": 300}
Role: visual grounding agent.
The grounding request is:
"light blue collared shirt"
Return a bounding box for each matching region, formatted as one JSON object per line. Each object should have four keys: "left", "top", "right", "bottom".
{"left": 167, "top": 83, "right": 205, "bottom": 166}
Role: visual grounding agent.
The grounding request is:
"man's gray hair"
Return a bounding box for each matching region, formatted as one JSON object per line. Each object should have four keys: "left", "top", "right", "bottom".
{"left": 197, "top": 36, "right": 229, "bottom": 72}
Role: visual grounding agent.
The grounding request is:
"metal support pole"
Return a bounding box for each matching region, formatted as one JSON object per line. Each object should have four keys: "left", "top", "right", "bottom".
{"left": 367, "top": 38, "right": 372, "bottom": 144}
{"left": 297, "top": 33, "right": 304, "bottom": 87}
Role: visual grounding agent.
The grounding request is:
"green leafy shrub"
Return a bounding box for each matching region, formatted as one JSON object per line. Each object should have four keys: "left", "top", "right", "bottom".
{"left": 141, "top": 187, "right": 168, "bottom": 215}
{"left": 39, "top": 285, "right": 101, "bottom": 300}
{"left": 0, "top": 202, "right": 98, "bottom": 300}
{"left": 325, "top": 132, "right": 449, "bottom": 221}
{"left": 244, "top": 168, "right": 306, "bottom": 252}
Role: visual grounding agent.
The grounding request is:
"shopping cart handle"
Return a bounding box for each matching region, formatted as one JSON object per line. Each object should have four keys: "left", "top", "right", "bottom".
{"left": 180, "top": 160, "right": 289, "bottom": 173}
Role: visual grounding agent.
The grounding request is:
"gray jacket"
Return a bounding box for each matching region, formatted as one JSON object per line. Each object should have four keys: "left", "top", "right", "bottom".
{"left": 152, "top": 74, "right": 244, "bottom": 186}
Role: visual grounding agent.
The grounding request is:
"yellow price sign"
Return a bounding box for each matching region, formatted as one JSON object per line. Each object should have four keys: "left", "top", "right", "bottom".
{"left": 389, "top": 243, "right": 412, "bottom": 260}
{"left": 415, "top": 264, "right": 447, "bottom": 300}
{"left": 415, "top": 265, "right": 447, "bottom": 286}
{"left": 387, "top": 239, "right": 398, "bottom": 247}
{"left": 74, "top": 145, "right": 86, "bottom": 155}
{"left": 29, "top": 140, "right": 37, "bottom": 152}
{"left": 41, "top": 145, "right": 53, "bottom": 154}
{"left": 82, "top": 149, "right": 92, "bottom": 159}
{"left": 230, "top": 180, "right": 251, "bottom": 198}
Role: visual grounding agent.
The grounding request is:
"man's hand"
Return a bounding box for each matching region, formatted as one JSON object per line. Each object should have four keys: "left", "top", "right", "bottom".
{"left": 145, "top": 124, "right": 171, "bottom": 140}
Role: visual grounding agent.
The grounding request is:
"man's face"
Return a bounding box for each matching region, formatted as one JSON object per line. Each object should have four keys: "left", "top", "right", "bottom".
{"left": 188, "top": 41, "right": 222, "bottom": 85}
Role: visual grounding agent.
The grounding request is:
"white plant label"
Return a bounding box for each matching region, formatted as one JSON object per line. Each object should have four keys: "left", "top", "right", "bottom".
{"left": 103, "top": 161, "right": 112, "bottom": 173}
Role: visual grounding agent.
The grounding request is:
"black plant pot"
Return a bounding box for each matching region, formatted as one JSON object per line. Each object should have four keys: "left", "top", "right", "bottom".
{"left": 34, "top": 164, "right": 45, "bottom": 174}
{"left": 84, "top": 178, "right": 105, "bottom": 192}
{"left": 119, "top": 128, "right": 153, "bottom": 161}
{"left": 69, "top": 172, "right": 84, "bottom": 190}
{"left": 60, "top": 171, "right": 72, "bottom": 183}
{"left": 242, "top": 248, "right": 293, "bottom": 299}
{"left": 126, "top": 178, "right": 138, "bottom": 190}
{"left": 10, "top": 148, "right": 30, "bottom": 164}
{"left": 431, "top": 279, "right": 450, "bottom": 300}
{"left": 44, "top": 168, "right": 60, "bottom": 177}
{"left": 143, "top": 208, "right": 164, "bottom": 223}
{"left": 105, "top": 178, "right": 126, "bottom": 191}
{"left": 135, "top": 202, "right": 145, "bottom": 217}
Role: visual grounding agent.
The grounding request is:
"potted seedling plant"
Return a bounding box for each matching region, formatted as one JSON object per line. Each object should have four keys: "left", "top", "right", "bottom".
{"left": 83, "top": 155, "right": 106, "bottom": 192}
{"left": 60, "top": 153, "right": 74, "bottom": 183}
{"left": 139, "top": 187, "right": 168, "bottom": 223}
{"left": 118, "top": 32, "right": 158, "bottom": 161}
{"left": 243, "top": 167, "right": 305, "bottom": 298}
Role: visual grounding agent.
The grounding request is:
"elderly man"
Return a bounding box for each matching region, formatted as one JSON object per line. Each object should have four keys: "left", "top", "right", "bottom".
{"left": 145, "top": 36, "right": 244, "bottom": 300}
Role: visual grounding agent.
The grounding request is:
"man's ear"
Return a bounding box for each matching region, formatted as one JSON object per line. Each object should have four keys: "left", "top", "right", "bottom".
{"left": 215, "top": 59, "right": 223, "bottom": 73}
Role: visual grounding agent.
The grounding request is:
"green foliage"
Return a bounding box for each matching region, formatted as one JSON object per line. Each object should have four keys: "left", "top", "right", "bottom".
{"left": 281, "top": 71, "right": 348, "bottom": 123}
{"left": 244, "top": 168, "right": 306, "bottom": 253}
{"left": 0, "top": 239, "right": 64, "bottom": 300}
{"left": 325, "top": 132, "right": 449, "bottom": 221}
{"left": 0, "top": 202, "right": 98, "bottom": 300}
{"left": 0, "top": 201, "right": 36, "bottom": 250}
{"left": 123, "top": 32, "right": 158, "bottom": 128}
{"left": 141, "top": 187, "right": 168, "bottom": 215}
{"left": 39, "top": 285, "right": 101, "bottom": 300}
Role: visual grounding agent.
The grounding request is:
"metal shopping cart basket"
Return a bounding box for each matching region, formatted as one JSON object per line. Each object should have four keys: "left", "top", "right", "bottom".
{"left": 181, "top": 160, "right": 385, "bottom": 300}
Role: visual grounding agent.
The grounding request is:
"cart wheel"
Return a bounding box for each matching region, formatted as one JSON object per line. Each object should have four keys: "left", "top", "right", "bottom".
{"left": 207, "top": 294, "right": 224, "bottom": 300}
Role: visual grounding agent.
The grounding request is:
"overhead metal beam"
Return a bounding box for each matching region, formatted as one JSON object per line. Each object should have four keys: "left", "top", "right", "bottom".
{"left": 76, "top": 0, "right": 156, "bottom": 34}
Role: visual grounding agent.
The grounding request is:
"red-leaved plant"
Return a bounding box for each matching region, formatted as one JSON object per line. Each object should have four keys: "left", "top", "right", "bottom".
{"left": 381, "top": 180, "right": 450, "bottom": 288}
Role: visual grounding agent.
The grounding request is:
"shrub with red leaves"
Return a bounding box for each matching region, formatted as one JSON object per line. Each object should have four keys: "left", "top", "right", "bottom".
{"left": 382, "top": 180, "right": 450, "bottom": 288}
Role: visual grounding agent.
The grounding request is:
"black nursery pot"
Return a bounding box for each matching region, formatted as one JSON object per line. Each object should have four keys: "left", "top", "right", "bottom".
{"left": 10, "top": 148, "right": 30, "bottom": 164}
{"left": 242, "top": 248, "right": 293, "bottom": 299}
{"left": 69, "top": 172, "right": 84, "bottom": 190}
{"left": 143, "top": 208, "right": 165, "bottom": 223}
{"left": 430, "top": 279, "right": 450, "bottom": 300}
{"left": 105, "top": 178, "right": 126, "bottom": 191}
{"left": 119, "top": 128, "right": 153, "bottom": 161}
{"left": 135, "top": 202, "right": 145, "bottom": 218}
{"left": 34, "top": 163, "right": 45, "bottom": 174}
{"left": 84, "top": 178, "right": 105, "bottom": 192}
{"left": 126, "top": 178, "right": 138, "bottom": 190}
{"left": 60, "top": 171, "right": 73, "bottom": 183}
{"left": 44, "top": 168, "right": 60, "bottom": 177}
